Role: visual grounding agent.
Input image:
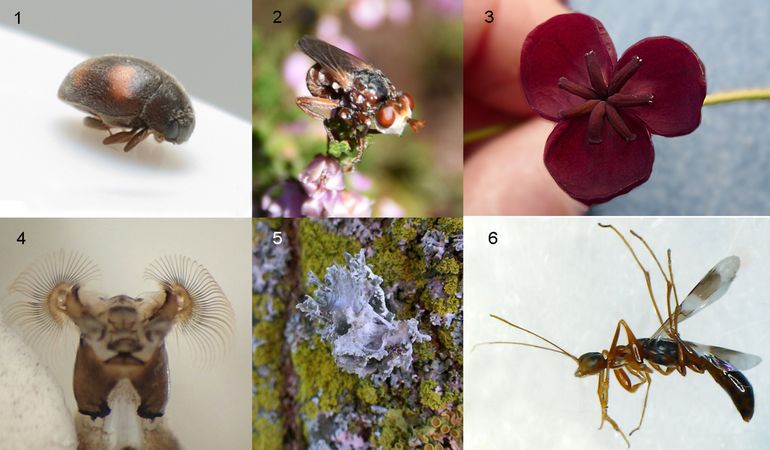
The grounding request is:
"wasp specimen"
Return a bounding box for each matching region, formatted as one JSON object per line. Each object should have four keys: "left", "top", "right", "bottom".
{"left": 481, "top": 224, "right": 760, "bottom": 446}
{"left": 295, "top": 36, "right": 424, "bottom": 165}
{"left": 3, "top": 251, "right": 233, "bottom": 450}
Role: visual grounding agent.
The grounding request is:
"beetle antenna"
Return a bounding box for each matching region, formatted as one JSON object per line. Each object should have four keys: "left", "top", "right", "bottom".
{"left": 482, "top": 314, "right": 579, "bottom": 363}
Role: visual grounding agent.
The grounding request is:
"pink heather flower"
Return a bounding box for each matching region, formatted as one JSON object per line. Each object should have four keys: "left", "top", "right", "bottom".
{"left": 521, "top": 13, "right": 706, "bottom": 205}
{"left": 316, "top": 15, "right": 360, "bottom": 56}
{"left": 334, "top": 191, "right": 373, "bottom": 217}
{"left": 299, "top": 155, "right": 346, "bottom": 196}
{"left": 297, "top": 155, "right": 372, "bottom": 217}
{"left": 349, "top": 0, "right": 387, "bottom": 29}
{"left": 428, "top": 0, "right": 462, "bottom": 16}
{"left": 387, "top": 0, "right": 412, "bottom": 25}
{"left": 348, "top": 172, "right": 374, "bottom": 192}
{"left": 376, "top": 198, "right": 405, "bottom": 217}
{"left": 283, "top": 52, "right": 313, "bottom": 96}
{"left": 349, "top": 0, "right": 412, "bottom": 29}
{"left": 261, "top": 180, "right": 307, "bottom": 217}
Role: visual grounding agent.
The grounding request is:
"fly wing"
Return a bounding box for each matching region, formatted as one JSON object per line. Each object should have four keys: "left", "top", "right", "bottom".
{"left": 685, "top": 340, "right": 762, "bottom": 371}
{"left": 651, "top": 256, "right": 740, "bottom": 340}
{"left": 297, "top": 36, "right": 371, "bottom": 90}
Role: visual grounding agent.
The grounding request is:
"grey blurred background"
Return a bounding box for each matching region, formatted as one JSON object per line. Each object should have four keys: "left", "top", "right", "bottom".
{"left": 1, "top": 0, "right": 250, "bottom": 121}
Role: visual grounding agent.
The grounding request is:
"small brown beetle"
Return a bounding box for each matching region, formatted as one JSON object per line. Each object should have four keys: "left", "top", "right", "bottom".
{"left": 58, "top": 55, "right": 195, "bottom": 152}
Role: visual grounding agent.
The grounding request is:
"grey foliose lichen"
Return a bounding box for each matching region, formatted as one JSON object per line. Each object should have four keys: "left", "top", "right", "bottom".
{"left": 298, "top": 250, "right": 430, "bottom": 384}
{"left": 253, "top": 221, "right": 291, "bottom": 296}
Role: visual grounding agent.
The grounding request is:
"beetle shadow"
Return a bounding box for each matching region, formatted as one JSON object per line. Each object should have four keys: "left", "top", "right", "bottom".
{"left": 57, "top": 118, "right": 192, "bottom": 172}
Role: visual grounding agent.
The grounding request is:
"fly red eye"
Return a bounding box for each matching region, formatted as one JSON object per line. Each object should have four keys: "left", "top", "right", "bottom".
{"left": 376, "top": 105, "right": 396, "bottom": 128}
{"left": 403, "top": 92, "right": 415, "bottom": 110}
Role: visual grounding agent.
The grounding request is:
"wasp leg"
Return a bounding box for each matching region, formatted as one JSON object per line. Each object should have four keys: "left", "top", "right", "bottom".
{"left": 599, "top": 224, "right": 671, "bottom": 335}
{"left": 103, "top": 130, "right": 136, "bottom": 146}
{"left": 597, "top": 368, "right": 630, "bottom": 447}
{"left": 124, "top": 128, "right": 149, "bottom": 152}
{"left": 649, "top": 362, "right": 677, "bottom": 376}
{"left": 599, "top": 319, "right": 642, "bottom": 447}
{"left": 625, "top": 367, "right": 652, "bottom": 436}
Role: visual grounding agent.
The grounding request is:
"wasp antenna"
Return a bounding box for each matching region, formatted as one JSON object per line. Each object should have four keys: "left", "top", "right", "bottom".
{"left": 5, "top": 250, "right": 99, "bottom": 352}
{"left": 489, "top": 314, "right": 578, "bottom": 362}
{"left": 144, "top": 255, "right": 234, "bottom": 363}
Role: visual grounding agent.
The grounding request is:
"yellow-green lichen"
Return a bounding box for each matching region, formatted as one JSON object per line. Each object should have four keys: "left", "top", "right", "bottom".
{"left": 419, "top": 380, "right": 444, "bottom": 412}
{"left": 377, "top": 409, "right": 409, "bottom": 449}
{"left": 298, "top": 220, "right": 360, "bottom": 283}
{"left": 252, "top": 417, "right": 283, "bottom": 450}
{"left": 357, "top": 381, "right": 379, "bottom": 404}
{"left": 292, "top": 336, "right": 358, "bottom": 418}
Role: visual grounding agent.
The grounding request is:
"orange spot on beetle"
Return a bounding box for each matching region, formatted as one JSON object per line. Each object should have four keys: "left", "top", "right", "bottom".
{"left": 107, "top": 65, "right": 136, "bottom": 101}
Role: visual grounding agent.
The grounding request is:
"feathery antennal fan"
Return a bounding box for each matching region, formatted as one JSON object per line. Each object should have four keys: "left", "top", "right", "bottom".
{"left": 144, "top": 255, "right": 233, "bottom": 361}
{"left": 5, "top": 250, "right": 100, "bottom": 349}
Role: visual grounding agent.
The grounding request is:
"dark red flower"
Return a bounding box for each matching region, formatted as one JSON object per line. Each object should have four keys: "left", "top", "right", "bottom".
{"left": 521, "top": 13, "right": 706, "bottom": 205}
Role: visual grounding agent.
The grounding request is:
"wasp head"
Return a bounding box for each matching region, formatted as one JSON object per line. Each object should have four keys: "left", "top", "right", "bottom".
{"left": 575, "top": 352, "right": 607, "bottom": 377}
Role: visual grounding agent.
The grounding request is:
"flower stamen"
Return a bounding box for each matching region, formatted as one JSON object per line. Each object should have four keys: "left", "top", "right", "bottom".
{"left": 587, "top": 101, "right": 606, "bottom": 144}
{"left": 585, "top": 51, "right": 608, "bottom": 97}
{"left": 559, "top": 99, "right": 601, "bottom": 119}
{"left": 605, "top": 104, "right": 637, "bottom": 142}
{"left": 608, "top": 93, "right": 654, "bottom": 107}
{"left": 608, "top": 55, "right": 643, "bottom": 94}
{"left": 558, "top": 77, "right": 598, "bottom": 99}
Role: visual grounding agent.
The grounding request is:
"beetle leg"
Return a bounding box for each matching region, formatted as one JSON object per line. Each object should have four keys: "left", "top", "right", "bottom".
{"left": 83, "top": 116, "right": 110, "bottom": 131}
{"left": 124, "top": 128, "right": 149, "bottom": 152}
{"left": 103, "top": 130, "right": 136, "bottom": 145}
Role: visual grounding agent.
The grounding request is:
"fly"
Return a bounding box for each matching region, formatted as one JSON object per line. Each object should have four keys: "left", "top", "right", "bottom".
{"left": 295, "top": 36, "right": 424, "bottom": 165}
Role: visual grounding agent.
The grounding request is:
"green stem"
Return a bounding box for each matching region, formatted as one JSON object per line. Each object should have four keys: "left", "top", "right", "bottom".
{"left": 703, "top": 89, "right": 770, "bottom": 106}
{"left": 464, "top": 88, "right": 770, "bottom": 145}
{"left": 463, "top": 123, "right": 518, "bottom": 145}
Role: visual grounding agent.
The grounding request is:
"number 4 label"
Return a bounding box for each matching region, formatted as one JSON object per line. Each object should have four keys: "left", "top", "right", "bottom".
{"left": 17, "top": 231, "right": 25, "bottom": 244}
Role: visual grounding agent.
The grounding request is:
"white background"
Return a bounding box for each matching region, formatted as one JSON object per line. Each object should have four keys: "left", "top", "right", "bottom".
{"left": 0, "top": 219, "right": 251, "bottom": 449}
{"left": 0, "top": 27, "right": 250, "bottom": 217}
{"left": 465, "top": 218, "right": 770, "bottom": 449}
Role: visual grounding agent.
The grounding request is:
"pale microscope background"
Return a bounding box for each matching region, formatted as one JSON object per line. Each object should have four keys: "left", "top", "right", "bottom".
{"left": 0, "top": 219, "right": 252, "bottom": 450}
{"left": 465, "top": 218, "right": 770, "bottom": 449}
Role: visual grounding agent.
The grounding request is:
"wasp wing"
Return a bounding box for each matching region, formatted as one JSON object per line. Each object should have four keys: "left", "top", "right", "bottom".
{"left": 651, "top": 256, "right": 740, "bottom": 340}
{"left": 297, "top": 36, "right": 371, "bottom": 90}
{"left": 684, "top": 340, "right": 762, "bottom": 371}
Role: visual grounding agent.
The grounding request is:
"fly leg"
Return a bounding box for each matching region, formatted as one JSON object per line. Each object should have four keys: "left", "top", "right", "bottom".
{"left": 296, "top": 96, "right": 338, "bottom": 121}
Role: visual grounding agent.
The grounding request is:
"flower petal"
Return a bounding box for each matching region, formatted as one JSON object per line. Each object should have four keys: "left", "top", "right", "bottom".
{"left": 521, "top": 13, "right": 617, "bottom": 121}
{"left": 617, "top": 37, "right": 706, "bottom": 137}
{"left": 544, "top": 115, "right": 654, "bottom": 205}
